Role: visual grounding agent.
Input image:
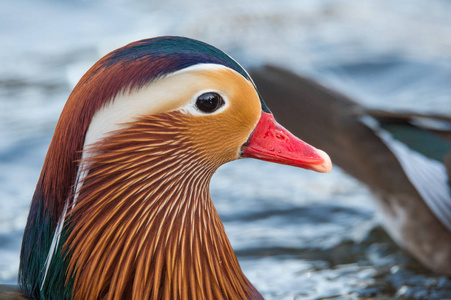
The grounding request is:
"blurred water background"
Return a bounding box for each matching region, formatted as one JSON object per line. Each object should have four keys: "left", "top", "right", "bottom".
{"left": 1, "top": 0, "right": 451, "bottom": 299}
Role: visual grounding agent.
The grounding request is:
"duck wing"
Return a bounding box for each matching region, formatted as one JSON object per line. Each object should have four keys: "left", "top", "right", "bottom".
{"left": 250, "top": 65, "right": 451, "bottom": 274}
{"left": 361, "top": 110, "right": 451, "bottom": 231}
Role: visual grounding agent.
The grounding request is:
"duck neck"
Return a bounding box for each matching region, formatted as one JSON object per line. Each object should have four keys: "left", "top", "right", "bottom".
{"left": 59, "top": 113, "right": 262, "bottom": 300}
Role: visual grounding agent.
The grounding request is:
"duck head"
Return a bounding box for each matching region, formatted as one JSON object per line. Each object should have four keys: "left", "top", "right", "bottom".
{"left": 19, "top": 36, "right": 331, "bottom": 300}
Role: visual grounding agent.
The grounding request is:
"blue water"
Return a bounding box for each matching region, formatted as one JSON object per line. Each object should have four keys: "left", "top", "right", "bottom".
{"left": 1, "top": 0, "right": 451, "bottom": 298}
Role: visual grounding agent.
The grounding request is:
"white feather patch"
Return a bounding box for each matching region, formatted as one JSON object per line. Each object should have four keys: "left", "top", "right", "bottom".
{"left": 41, "top": 200, "right": 69, "bottom": 290}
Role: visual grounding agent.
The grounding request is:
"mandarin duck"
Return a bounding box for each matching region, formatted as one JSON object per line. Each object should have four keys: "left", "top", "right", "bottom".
{"left": 251, "top": 65, "right": 451, "bottom": 275}
{"left": 10, "top": 37, "right": 332, "bottom": 299}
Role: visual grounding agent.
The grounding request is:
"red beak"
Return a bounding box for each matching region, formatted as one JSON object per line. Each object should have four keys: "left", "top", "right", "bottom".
{"left": 241, "top": 112, "right": 332, "bottom": 173}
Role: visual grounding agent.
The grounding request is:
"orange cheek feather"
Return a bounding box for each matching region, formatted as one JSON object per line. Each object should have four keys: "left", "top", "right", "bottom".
{"left": 184, "top": 69, "right": 261, "bottom": 166}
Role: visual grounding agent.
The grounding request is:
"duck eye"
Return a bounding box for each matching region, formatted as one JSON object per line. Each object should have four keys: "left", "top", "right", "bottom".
{"left": 195, "top": 92, "right": 224, "bottom": 113}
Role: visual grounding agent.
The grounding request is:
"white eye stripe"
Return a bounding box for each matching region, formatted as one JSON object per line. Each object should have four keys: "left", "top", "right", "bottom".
{"left": 84, "top": 64, "right": 232, "bottom": 149}
{"left": 180, "top": 89, "right": 229, "bottom": 116}
{"left": 82, "top": 63, "right": 238, "bottom": 155}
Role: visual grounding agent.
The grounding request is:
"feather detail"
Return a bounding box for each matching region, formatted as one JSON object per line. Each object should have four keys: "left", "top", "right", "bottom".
{"left": 40, "top": 201, "right": 69, "bottom": 291}
{"left": 63, "top": 111, "right": 261, "bottom": 300}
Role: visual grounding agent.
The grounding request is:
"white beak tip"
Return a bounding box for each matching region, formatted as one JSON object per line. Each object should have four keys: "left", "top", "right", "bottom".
{"left": 314, "top": 149, "right": 333, "bottom": 173}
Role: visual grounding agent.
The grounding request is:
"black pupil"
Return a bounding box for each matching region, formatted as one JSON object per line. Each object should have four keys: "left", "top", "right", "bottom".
{"left": 196, "top": 92, "right": 223, "bottom": 113}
